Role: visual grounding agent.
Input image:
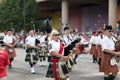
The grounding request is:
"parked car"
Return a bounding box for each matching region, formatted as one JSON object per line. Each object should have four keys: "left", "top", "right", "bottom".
{"left": 0, "top": 33, "right": 5, "bottom": 46}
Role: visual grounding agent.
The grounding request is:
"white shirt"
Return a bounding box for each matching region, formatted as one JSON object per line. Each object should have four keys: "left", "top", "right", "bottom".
{"left": 63, "top": 34, "right": 73, "bottom": 45}
{"left": 3, "top": 35, "right": 14, "bottom": 44}
{"left": 89, "top": 35, "right": 98, "bottom": 44}
{"left": 96, "top": 35, "right": 102, "bottom": 45}
{"left": 49, "top": 40, "right": 64, "bottom": 56}
{"left": 38, "top": 35, "right": 47, "bottom": 47}
{"left": 25, "top": 35, "right": 36, "bottom": 46}
{"left": 101, "top": 36, "right": 115, "bottom": 51}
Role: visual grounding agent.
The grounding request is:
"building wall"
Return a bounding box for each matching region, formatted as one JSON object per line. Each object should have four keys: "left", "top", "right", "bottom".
{"left": 39, "top": 4, "right": 120, "bottom": 32}
{"left": 69, "top": 7, "right": 81, "bottom": 31}
{"left": 81, "top": 4, "right": 108, "bottom": 32}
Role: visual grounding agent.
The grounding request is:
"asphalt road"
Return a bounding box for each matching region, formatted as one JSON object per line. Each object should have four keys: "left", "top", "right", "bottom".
{"left": 6, "top": 48, "right": 120, "bottom": 80}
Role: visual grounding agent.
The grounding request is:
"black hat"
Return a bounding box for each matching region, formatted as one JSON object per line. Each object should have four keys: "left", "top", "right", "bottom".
{"left": 64, "top": 27, "right": 69, "bottom": 31}
{"left": 105, "top": 25, "right": 112, "bottom": 30}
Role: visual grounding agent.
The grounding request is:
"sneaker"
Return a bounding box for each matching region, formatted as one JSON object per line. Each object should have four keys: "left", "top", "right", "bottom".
{"left": 30, "top": 67, "right": 35, "bottom": 74}
{"left": 67, "top": 77, "right": 70, "bottom": 80}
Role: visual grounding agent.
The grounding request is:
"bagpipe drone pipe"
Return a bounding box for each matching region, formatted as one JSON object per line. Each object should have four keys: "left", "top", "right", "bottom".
{"left": 64, "top": 39, "right": 79, "bottom": 56}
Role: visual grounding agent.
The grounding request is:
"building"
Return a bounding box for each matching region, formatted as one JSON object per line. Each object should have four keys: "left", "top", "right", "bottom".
{"left": 36, "top": 0, "right": 120, "bottom": 32}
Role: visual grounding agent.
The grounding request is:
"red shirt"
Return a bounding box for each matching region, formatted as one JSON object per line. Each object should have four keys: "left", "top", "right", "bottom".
{"left": 0, "top": 49, "right": 10, "bottom": 78}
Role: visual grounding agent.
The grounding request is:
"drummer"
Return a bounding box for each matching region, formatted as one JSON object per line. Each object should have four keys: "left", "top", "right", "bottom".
{"left": 89, "top": 31, "right": 98, "bottom": 63}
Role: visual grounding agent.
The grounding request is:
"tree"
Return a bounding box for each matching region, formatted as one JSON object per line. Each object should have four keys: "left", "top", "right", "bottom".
{"left": 0, "top": 0, "right": 39, "bottom": 32}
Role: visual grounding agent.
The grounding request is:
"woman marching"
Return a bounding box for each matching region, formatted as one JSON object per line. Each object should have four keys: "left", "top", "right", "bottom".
{"left": 48, "top": 29, "right": 70, "bottom": 80}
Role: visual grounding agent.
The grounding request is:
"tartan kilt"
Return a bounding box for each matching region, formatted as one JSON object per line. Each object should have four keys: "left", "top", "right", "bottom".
{"left": 90, "top": 45, "right": 98, "bottom": 57}
{"left": 46, "top": 62, "right": 54, "bottom": 78}
{"left": 57, "top": 60, "right": 69, "bottom": 79}
{"left": 25, "top": 48, "right": 38, "bottom": 63}
{"left": 97, "top": 45, "right": 102, "bottom": 58}
{"left": 46, "top": 60, "right": 69, "bottom": 79}
{"left": 101, "top": 53, "right": 119, "bottom": 74}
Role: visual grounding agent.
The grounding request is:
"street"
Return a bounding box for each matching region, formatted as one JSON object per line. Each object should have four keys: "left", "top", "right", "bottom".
{"left": 7, "top": 48, "right": 120, "bottom": 80}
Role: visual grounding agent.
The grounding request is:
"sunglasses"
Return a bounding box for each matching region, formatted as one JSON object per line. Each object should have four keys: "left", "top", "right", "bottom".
{"left": 54, "top": 34, "right": 59, "bottom": 36}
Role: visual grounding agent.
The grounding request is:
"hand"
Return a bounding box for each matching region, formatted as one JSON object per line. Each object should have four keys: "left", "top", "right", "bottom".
{"left": 63, "top": 56, "right": 69, "bottom": 61}
{"left": 10, "top": 45, "right": 13, "bottom": 48}
{"left": 34, "top": 46, "right": 38, "bottom": 49}
{"left": 115, "top": 52, "right": 120, "bottom": 56}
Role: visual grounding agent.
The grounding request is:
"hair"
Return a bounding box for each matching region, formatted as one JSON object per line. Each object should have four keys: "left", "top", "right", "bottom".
{"left": 64, "top": 27, "right": 69, "bottom": 31}
{"left": 50, "top": 29, "right": 59, "bottom": 40}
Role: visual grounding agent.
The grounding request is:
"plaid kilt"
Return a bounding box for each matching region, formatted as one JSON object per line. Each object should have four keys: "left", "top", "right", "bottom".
{"left": 90, "top": 45, "right": 98, "bottom": 57}
{"left": 97, "top": 45, "right": 102, "bottom": 58}
{"left": 46, "top": 60, "right": 69, "bottom": 79}
{"left": 101, "top": 52, "right": 119, "bottom": 74}
{"left": 46, "top": 62, "right": 54, "bottom": 78}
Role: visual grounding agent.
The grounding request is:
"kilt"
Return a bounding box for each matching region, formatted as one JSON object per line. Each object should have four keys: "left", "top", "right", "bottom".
{"left": 90, "top": 44, "right": 98, "bottom": 57}
{"left": 46, "top": 62, "right": 54, "bottom": 78}
{"left": 50, "top": 58, "right": 69, "bottom": 80}
{"left": 101, "top": 52, "right": 119, "bottom": 74}
{"left": 25, "top": 48, "right": 38, "bottom": 63}
{"left": 57, "top": 60, "right": 69, "bottom": 79}
{"left": 37, "top": 47, "right": 47, "bottom": 60}
{"left": 79, "top": 44, "right": 84, "bottom": 53}
{"left": 66, "top": 57, "right": 75, "bottom": 69}
{"left": 97, "top": 45, "right": 102, "bottom": 58}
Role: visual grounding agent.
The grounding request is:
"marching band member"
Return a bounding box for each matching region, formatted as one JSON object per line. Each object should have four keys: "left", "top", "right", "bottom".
{"left": 25, "top": 29, "right": 39, "bottom": 74}
{"left": 96, "top": 30, "right": 103, "bottom": 72}
{"left": 62, "top": 27, "right": 73, "bottom": 56}
{"left": 37, "top": 32, "right": 48, "bottom": 66}
{"left": 101, "top": 25, "right": 120, "bottom": 80}
{"left": 89, "top": 31, "right": 98, "bottom": 63}
{"left": 49, "top": 29, "right": 69, "bottom": 80}
{"left": 3, "top": 29, "right": 16, "bottom": 69}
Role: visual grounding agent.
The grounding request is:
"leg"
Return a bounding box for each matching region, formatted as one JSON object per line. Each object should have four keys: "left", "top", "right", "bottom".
{"left": 9, "top": 57, "right": 14, "bottom": 68}
{"left": 29, "top": 61, "right": 35, "bottom": 74}
{"left": 73, "top": 54, "right": 78, "bottom": 64}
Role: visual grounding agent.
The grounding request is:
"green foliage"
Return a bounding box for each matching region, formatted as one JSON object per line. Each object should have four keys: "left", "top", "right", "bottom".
{"left": 0, "top": 0, "right": 39, "bottom": 32}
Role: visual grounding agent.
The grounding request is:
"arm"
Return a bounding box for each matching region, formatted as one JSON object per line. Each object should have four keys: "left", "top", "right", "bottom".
{"left": 50, "top": 51, "right": 69, "bottom": 60}
{"left": 104, "top": 49, "right": 120, "bottom": 56}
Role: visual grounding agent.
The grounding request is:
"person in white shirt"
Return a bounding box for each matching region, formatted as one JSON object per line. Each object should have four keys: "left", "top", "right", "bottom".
{"left": 3, "top": 29, "right": 16, "bottom": 69}
{"left": 89, "top": 31, "right": 98, "bottom": 63}
{"left": 25, "top": 30, "right": 39, "bottom": 74}
{"left": 48, "top": 29, "right": 69, "bottom": 80}
{"left": 101, "top": 25, "right": 120, "bottom": 80}
{"left": 37, "top": 32, "right": 48, "bottom": 66}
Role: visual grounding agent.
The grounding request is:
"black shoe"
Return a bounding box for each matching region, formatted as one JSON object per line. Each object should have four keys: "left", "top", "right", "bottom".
{"left": 109, "top": 74, "right": 115, "bottom": 80}
{"left": 9, "top": 64, "right": 12, "bottom": 69}
{"left": 104, "top": 77, "right": 110, "bottom": 80}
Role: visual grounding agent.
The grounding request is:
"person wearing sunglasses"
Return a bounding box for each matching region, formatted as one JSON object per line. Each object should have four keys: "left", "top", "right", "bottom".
{"left": 101, "top": 25, "right": 120, "bottom": 80}
{"left": 48, "top": 29, "right": 69, "bottom": 80}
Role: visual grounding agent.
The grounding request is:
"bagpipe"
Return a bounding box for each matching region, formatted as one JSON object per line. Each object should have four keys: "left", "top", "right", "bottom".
{"left": 64, "top": 39, "right": 80, "bottom": 56}
{"left": 25, "top": 39, "right": 40, "bottom": 62}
